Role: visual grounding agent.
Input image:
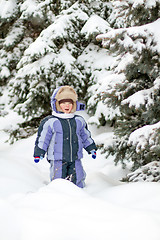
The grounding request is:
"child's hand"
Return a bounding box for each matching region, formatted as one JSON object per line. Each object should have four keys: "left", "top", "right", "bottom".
{"left": 90, "top": 150, "right": 96, "bottom": 159}
{"left": 34, "top": 156, "right": 43, "bottom": 163}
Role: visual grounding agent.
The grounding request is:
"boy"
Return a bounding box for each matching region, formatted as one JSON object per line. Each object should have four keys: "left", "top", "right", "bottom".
{"left": 33, "top": 86, "right": 97, "bottom": 188}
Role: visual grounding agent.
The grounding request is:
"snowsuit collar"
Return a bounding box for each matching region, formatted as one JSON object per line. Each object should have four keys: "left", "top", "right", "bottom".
{"left": 52, "top": 110, "right": 75, "bottom": 119}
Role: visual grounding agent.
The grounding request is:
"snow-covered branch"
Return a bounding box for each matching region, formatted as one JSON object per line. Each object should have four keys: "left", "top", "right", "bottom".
{"left": 128, "top": 121, "right": 160, "bottom": 154}
{"left": 122, "top": 77, "right": 160, "bottom": 109}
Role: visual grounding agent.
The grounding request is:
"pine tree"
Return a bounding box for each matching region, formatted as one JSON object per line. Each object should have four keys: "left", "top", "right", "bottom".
{"left": 108, "top": 0, "right": 160, "bottom": 28}
{"left": 0, "top": 0, "right": 111, "bottom": 141}
{"left": 93, "top": 0, "right": 160, "bottom": 177}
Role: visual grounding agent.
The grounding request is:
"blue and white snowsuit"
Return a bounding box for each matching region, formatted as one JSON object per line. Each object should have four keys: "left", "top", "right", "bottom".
{"left": 34, "top": 87, "right": 97, "bottom": 188}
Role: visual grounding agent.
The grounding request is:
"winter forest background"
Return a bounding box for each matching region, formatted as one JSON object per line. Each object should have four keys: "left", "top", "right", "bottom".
{"left": 0, "top": 0, "right": 160, "bottom": 181}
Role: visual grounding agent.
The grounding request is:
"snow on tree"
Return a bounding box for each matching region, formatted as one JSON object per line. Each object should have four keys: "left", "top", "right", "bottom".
{"left": 0, "top": 0, "right": 111, "bottom": 141}
{"left": 0, "top": 0, "right": 78, "bottom": 89}
{"left": 88, "top": 0, "right": 160, "bottom": 128}
{"left": 123, "top": 161, "right": 160, "bottom": 182}
{"left": 10, "top": 3, "right": 89, "bottom": 120}
{"left": 95, "top": 12, "right": 160, "bottom": 177}
{"left": 79, "top": 13, "right": 113, "bottom": 121}
{"left": 108, "top": 0, "right": 160, "bottom": 28}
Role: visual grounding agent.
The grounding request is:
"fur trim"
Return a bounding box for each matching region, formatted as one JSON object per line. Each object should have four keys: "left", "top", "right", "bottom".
{"left": 55, "top": 86, "right": 77, "bottom": 113}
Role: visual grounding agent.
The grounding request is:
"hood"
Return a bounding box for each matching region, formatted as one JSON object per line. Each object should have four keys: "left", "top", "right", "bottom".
{"left": 51, "top": 86, "right": 85, "bottom": 113}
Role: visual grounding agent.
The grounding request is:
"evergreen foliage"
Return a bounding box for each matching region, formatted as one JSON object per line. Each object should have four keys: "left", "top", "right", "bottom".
{"left": 0, "top": 0, "right": 111, "bottom": 140}
{"left": 108, "top": 0, "right": 160, "bottom": 28}
{"left": 1, "top": 0, "right": 160, "bottom": 182}
{"left": 94, "top": 1, "right": 160, "bottom": 174}
{"left": 123, "top": 161, "right": 160, "bottom": 182}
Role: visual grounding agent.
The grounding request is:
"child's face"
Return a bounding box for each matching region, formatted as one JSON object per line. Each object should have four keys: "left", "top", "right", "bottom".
{"left": 59, "top": 101, "right": 73, "bottom": 113}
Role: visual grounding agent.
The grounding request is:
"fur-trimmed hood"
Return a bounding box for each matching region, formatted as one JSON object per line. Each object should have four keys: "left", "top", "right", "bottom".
{"left": 51, "top": 86, "right": 85, "bottom": 113}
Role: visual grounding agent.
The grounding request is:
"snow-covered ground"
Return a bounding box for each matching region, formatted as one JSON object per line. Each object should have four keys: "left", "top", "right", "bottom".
{"left": 1, "top": 111, "right": 160, "bottom": 240}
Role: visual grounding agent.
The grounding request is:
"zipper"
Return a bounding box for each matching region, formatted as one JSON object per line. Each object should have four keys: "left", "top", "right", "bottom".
{"left": 67, "top": 119, "right": 72, "bottom": 162}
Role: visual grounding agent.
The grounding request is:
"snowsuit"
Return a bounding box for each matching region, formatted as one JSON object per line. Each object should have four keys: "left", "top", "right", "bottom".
{"left": 34, "top": 86, "right": 97, "bottom": 188}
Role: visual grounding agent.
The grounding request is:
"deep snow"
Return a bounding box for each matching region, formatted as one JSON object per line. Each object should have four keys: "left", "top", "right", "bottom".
{"left": 1, "top": 1, "right": 160, "bottom": 239}
{"left": 1, "top": 111, "right": 160, "bottom": 240}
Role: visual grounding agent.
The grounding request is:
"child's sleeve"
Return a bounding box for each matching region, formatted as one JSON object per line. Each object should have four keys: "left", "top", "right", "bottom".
{"left": 34, "top": 117, "right": 53, "bottom": 158}
{"left": 80, "top": 117, "right": 97, "bottom": 153}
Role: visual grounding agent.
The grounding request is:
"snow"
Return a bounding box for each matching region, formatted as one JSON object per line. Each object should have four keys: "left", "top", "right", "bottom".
{"left": 0, "top": 0, "right": 18, "bottom": 19}
{"left": 131, "top": 0, "right": 158, "bottom": 8}
{"left": 1, "top": 111, "right": 160, "bottom": 240}
{"left": 0, "top": 66, "right": 10, "bottom": 78}
{"left": 122, "top": 88, "right": 153, "bottom": 109}
{"left": 0, "top": 1, "right": 160, "bottom": 238}
{"left": 20, "top": 0, "right": 44, "bottom": 22}
{"left": 81, "top": 14, "right": 111, "bottom": 38}
{"left": 128, "top": 121, "right": 160, "bottom": 153}
{"left": 126, "top": 161, "right": 160, "bottom": 182}
{"left": 97, "top": 19, "right": 160, "bottom": 54}
{"left": 95, "top": 18, "right": 160, "bottom": 151}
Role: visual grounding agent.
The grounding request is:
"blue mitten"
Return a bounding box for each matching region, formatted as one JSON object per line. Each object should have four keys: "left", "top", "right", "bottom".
{"left": 34, "top": 156, "right": 43, "bottom": 163}
{"left": 90, "top": 150, "right": 96, "bottom": 159}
